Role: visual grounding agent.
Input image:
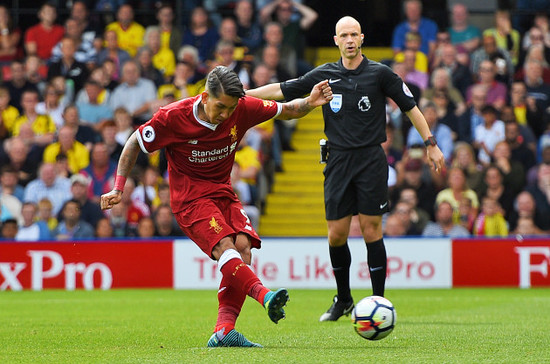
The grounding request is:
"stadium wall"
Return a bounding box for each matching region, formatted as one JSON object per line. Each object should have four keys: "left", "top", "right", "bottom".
{"left": 1, "top": 237, "right": 549, "bottom": 291}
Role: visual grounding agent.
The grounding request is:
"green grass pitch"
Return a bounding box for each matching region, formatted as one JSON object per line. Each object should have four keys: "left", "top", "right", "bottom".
{"left": 1, "top": 288, "right": 549, "bottom": 363}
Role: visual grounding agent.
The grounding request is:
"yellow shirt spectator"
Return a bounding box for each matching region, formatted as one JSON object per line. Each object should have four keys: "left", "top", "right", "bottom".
{"left": 394, "top": 50, "right": 429, "bottom": 73}
{"left": 235, "top": 145, "right": 261, "bottom": 186}
{"left": 105, "top": 21, "right": 145, "bottom": 57}
{"left": 1, "top": 105, "right": 20, "bottom": 135}
{"left": 153, "top": 47, "right": 176, "bottom": 77}
{"left": 43, "top": 140, "right": 90, "bottom": 174}
{"left": 12, "top": 114, "right": 56, "bottom": 136}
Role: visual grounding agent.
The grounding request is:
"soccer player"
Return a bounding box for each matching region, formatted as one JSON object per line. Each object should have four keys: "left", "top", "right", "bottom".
{"left": 100, "top": 66, "right": 333, "bottom": 347}
{"left": 247, "top": 16, "right": 445, "bottom": 321}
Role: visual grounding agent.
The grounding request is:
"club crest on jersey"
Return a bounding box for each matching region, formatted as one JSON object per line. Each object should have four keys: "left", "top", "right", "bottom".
{"left": 330, "top": 94, "right": 342, "bottom": 113}
{"left": 358, "top": 96, "right": 371, "bottom": 112}
{"left": 229, "top": 125, "right": 238, "bottom": 142}
{"left": 209, "top": 217, "right": 223, "bottom": 234}
{"left": 263, "top": 100, "right": 275, "bottom": 108}
{"left": 142, "top": 126, "right": 155, "bottom": 142}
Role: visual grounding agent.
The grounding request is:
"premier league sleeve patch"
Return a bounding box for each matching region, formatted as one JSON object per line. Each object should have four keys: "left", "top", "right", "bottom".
{"left": 330, "top": 94, "right": 342, "bottom": 113}
{"left": 142, "top": 125, "right": 156, "bottom": 142}
{"left": 402, "top": 82, "right": 413, "bottom": 98}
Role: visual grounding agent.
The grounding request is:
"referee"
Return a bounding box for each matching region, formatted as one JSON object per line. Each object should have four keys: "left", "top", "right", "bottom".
{"left": 247, "top": 16, "right": 445, "bottom": 321}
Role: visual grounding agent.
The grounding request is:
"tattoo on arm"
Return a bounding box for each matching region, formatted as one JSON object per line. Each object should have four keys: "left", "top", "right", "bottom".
{"left": 116, "top": 133, "right": 140, "bottom": 177}
{"left": 283, "top": 98, "right": 313, "bottom": 119}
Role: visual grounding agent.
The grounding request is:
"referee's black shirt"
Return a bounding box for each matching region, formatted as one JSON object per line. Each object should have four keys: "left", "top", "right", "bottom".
{"left": 281, "top": 56, "right": 417, "bottom": 150}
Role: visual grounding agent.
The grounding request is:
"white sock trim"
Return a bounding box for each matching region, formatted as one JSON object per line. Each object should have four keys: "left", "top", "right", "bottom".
{"left": 218, "top": 249, "right": 242, "bottom": 271}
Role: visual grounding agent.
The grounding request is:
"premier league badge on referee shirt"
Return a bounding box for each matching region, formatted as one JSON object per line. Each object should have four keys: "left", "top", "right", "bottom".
{"left": 330, "top": 94, "right": 342, "bottom": 113}
{"left": 358, "top": 96, "right": 371, "bottom": 112}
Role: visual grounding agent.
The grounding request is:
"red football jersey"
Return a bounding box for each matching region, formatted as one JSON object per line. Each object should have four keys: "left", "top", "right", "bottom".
{"left": 137, "top": 95, "right": 281, "bottom": 213}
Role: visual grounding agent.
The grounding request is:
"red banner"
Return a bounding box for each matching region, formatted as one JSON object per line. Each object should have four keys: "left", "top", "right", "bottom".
{"left": 0, "top": 240, "right": 173, "bottom": 290}
{"left": 452, "top": 238, "right": 550, "bottom": 287}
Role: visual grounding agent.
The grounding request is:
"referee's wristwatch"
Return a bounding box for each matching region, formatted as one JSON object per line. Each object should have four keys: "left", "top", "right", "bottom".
{"left": 424, "top": 135, "right": 437, "bottom": 147}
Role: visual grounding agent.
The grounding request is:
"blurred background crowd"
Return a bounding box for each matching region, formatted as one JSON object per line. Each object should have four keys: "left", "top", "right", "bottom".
{"left": 0, "top": 0, "right": 549, "bottom": 241}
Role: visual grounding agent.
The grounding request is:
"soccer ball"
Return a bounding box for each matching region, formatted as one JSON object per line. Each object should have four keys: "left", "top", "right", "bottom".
{"left": 351, "top": 296, "right": 396, "bottom": 340}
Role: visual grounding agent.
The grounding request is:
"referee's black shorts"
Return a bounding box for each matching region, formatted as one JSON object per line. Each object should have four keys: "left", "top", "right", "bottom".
{"left": 323, "top": 144, "right": 389, "bottom": 220}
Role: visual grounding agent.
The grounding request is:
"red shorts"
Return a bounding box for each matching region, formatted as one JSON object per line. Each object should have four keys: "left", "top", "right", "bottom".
{"left": 174, "top": 196, "right": 261, "bottom": 258}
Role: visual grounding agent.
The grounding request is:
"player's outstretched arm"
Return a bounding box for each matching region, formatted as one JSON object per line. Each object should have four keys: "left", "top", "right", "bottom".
{"left": 245, "top": 82, "right": 285, "bottom": 100}
{"left": 100, "top": 131, "right": 141, "bottom": 210}
{"left": 278, "top": 80, "right": 332, "bottom": 120}
{"left": 405, "top": 106, "right": 445, "bottom": 173}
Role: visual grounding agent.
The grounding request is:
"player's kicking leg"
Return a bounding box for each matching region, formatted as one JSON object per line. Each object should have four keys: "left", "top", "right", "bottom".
{"left": 208, "top": 236, "right": 289, "bottom": 347}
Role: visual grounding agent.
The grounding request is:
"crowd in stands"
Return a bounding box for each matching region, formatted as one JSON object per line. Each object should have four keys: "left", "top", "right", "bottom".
{"left": 0, "top": 0, "right": 549, "bottom": 240}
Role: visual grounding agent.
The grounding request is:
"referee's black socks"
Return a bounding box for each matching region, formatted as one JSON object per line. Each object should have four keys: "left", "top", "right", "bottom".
{"left": 329, "top": 243, "right": 352, "bottom": 303}
{"left": 366, "top": 238, "right": 387, "bottom": 297}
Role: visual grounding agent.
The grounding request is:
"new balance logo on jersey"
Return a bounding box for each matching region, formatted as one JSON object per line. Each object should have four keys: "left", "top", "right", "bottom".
{"left": 188, "top": 140, "right": 198, "bottom": 144}
{"left": 358, "top": 96, "right": 371, "bottom": 112}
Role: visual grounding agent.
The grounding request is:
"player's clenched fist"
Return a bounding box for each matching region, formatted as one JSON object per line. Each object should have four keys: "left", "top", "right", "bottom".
{"left": 100, "top": 190, "right": 122, "bottom": 210}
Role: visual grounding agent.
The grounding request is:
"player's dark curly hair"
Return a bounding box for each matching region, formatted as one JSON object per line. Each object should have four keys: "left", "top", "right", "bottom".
{"left": 206, "top": 66, "right": 245, "bottom": 99}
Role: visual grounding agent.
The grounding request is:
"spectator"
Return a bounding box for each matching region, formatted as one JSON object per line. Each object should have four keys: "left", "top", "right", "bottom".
{"left": 526, "top": 163, "right": 550, "bottom": 231}
{"left": 470, "top": 34, "right": 514, "bottom": 86}
{"left": 108, "top": 200, "right": 133, "bottom": 237}
{"left": 97, "top": 119, "right": 122, "bottom": 162}
{"left": 393, "top": 155, "right": 438, "bottom": 218}
{"left": 153, "top": 204, "right": 183, "bottom": 237}
{"left": 448, "top": 3, "right": 481, "bottom": 54}
{"left": 391, "top": 200, "right": 422, "bottom": 235}
{"left": 383, "top": 213, "right": 407, "bottom": 237}
{"left": 96, "top": 30, "right": 132, "bottom": 81}
{"left": 235, "top": 0, "right": 263, "bottom": 53}
{"left": 143, "top": 26, "right": 176, "bottom": 81}
{"left": 109, "top": 60, "right": 157, "bottom": 124}
{"left": 473, "top": 104, "right": 505, "bottom": 166}
{"left": 451, "top": 142, "right": 483, "bottom": 192}
{"left": 259, "top": 44, "right": 293, "bottom": 83}
{"left": 394, "top": 31, "right": 429, "bottom": 73}
{"left": 36, "top": 83, "right": 66, "bottom": 129}
{"left": 81, "top": 142, "right": 117, "bottom": 204}
{"left": 211, "top": 40, "right": 251, "bottom": 89}
{"left": 473, "top": 196, "right": 508, "bottom": 237}
{"left": 50, "top": 17, "right": 97, "bottom": 66}
{"left": 152, "top": 3, "right": 182, "bottom": 57}
{"left": 0, "top": 86, "right": 19, "bottom": 139}
{"left": 382, "top": 122, "right": 403, "bottom": 168}
{"left": 0, "top": 136, "right": 41, "bottom": 187}
{"left": 514, "top": 44, "right": 550, "bottom": 84}
{"left": 422, "top": 200, "right": 470, "bottom": 237}
{"left": 105, "top": 4, "right": 145, "bottom": 57}
{"left": 505, "top": 120, "right": 536, "bottom": 172}
{"left": 218, "top": 17, "right": 249, "bottom": 62}
{"left": 231, "top": 162, "right": 261, "bottom": 230}
{"left": 0, "top": 5, "right": 22, "bottom": 64}
{"left": 259, "top": 0, "right": 317, "bottom": 65}
{"left": 137, "top": 216, "right": 155, "bottom": 238}
{"left": 24, "top": 162, "right": 71, "bottom": 216}
{"left": 94, "top": 217, "right": 113, "bottom": 238}
{"left": 54, "top": 199, "right": 95, "bottom": 240}
{"left": 70, "top": 1, "right": 100, "bottom": 43}
{"left": 509, "top": 80, "right": 545, "bottom": 138}
{"left": 391, "top": 0, "right": 437, "bottom": 56}
{"left": 407, "top": 101, "right": 453, "bottom": 161}
{"left": 483, "top": 10, "right": 521, "bottom": 67}
{"left": 62, "top": 104, "right": 98, "bottom": 151}
{"left": 113, "top": 107, "right": 134, "bottom": 146}
{"left": 511, "top": 216, "right": 546, "bottom": 235}
{"left": 5, "top": 60, "right": 39, "bottom": 112}
{"left": 402, "top": 48, "right": 428, "bottom": 90}
{"left": 0, "top": 165, "right": 24, "bottom": 202}
{"left": 43, "top": 125, "right": 89, "bottom": 174}
{"left": 69, "top": 173, "right": 104, "bottom": 229}
{"left": 421, "top": 67, "right": 466, "bottom": 116}
{"left": 476, "top": 165, "right": 515, "bottom": 220}
{"left": 23, "top": 56, "right": 45, "bottom": 95}
{"left": 523, "top": 60, "right": 550, "bottom": 138}
{"left": 431, "top": 90, "right": 460, "bottom": 140}
{"left": 15, "top": 202, "right": 51, "bottom": 241}
{"left": 47, "top": 37, "right": 90, "bottom": 94}
{"left": 159, "top": 60, "right": 205, "bottom": 100}
{"left": 1, "top": 218, "right": 18, "bottom": 239}
{"left": 493, "top": 141, "right": 526, "bottom": 195}
{"left": 470, "top": 60, "right": 509, "bottom": 111}
{"left": 177, "top": 45, "right": 204, "bottom": 82}
{"left": 508, "top": 190, "right": 547, "bottom": 232}
{"left": 12, "top": 89, "right": 56, "bottom": 147}
{"left": 432, "top": 43, "right": 473, "bottom": 98}
{"left": 181, "top": 6, "right": 219, "bottom": 64}
{"left": 135, "top": 46, "right": 164, "bottom": 88}
{"left": 76, "top": 79, "right": 114, "bottom": 126}
{"left": 24, "top": 3, "right": 64, "bottom": 61}
{"left": 519, "top": 25, "right": 550, "bottom": 70}
{"left": 0, "top": 176, "right": 22, "bottom": 223}
{"left": 132, "top": 165, "right": 159, "bottom": 209}
{"left": 256, "top": 22, "right": 296, "bottom": 78}
{"left": 458, "top": 84, "right": 487, "bottom": 143}
{"left": 37, "top": 197, "right": 57, "bottom": 232}
{"left": 399, "top": 187, "right": 430, "bottom": 231}
{"left": 436, "top": 167, "right": 480, "bottom": 224}
{"left": 500, "top": 105, "right": 537, "bottom": 153}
